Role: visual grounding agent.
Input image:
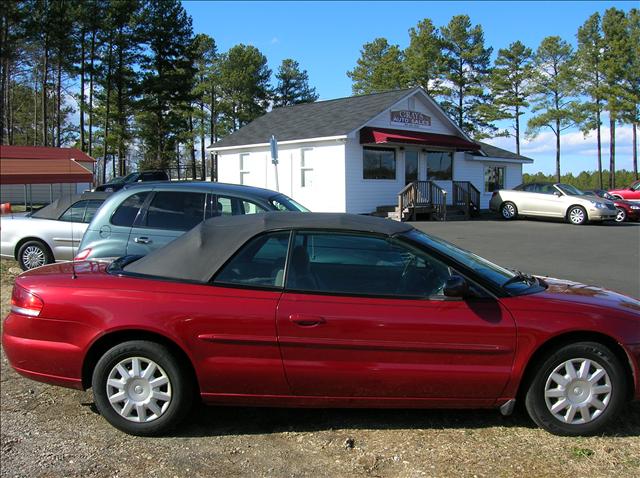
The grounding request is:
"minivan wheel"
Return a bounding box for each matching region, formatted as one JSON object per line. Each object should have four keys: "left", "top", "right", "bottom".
{"left": 92, "top": 340, "right": 193, "bottom": 436}
{"left": 567, "top": 206, "right": 587, "bottom": 225}
{"left": 501, "top": 202, "right": 518, "bottom": 220}
{"left": 17, "top": 240, "right": 53, "bottom": 270}
{"left": 525, "top": 342, "right": 626, "bottom": 436}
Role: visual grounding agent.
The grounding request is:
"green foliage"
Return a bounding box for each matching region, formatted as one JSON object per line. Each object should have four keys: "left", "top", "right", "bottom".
{"left": 523, "top": 169, "right": 637, "bottom": 190}
{"left": 347, "top": 38, "right": 406, "bottom": 95}
{"left": 489, "top": 41, "right": 534, "bottom": 153}
{"left": 273, "top": 59, "right": 318, "bottom": 107}
{"left": 601, "top": 8, "right": 631, "bottom": 122}
{"left": 404, "top": 19, "right": 446, "bottom": 96}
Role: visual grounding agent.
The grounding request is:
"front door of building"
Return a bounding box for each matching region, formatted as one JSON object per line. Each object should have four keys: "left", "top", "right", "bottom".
{"left": 405, "top": 150, "right": 419, "bottom": 185}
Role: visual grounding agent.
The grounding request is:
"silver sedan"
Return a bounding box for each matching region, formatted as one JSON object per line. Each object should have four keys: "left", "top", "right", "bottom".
{"left": 1, "top": 192, "right": 109, "bottom": 270}
{"left": 489, "top": 183, "right": 618, "bottom": 225}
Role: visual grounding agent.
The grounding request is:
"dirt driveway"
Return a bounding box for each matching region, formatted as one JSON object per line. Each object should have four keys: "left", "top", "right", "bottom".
{"left": 1, "top": 259, "right": 639, "bottom": 477}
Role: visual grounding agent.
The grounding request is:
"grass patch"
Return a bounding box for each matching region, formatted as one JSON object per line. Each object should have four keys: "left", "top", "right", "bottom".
{"left": 571, "top": 447, "right": 595, "bottom": 459}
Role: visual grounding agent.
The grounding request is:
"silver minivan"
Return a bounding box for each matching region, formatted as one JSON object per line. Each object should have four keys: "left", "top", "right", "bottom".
{"left": 76, "top": 182, "right": 309, "bottom": 260}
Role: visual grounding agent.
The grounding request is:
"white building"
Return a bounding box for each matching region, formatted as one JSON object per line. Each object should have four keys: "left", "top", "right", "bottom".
{"left": 209, "top": 87, "right": 533, "bottom": 217}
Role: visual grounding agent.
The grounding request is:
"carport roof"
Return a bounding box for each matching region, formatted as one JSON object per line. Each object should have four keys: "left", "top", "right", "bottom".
{"left": 0, "top": 146, "right": 96, "bottom": 185}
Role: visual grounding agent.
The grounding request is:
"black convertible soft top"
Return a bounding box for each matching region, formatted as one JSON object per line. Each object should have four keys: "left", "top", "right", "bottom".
{"left": 123, "top": 212, "right": 414, "bottom": 282}
{"left": 30, "top": 191, "right": 111, "bottom": 220}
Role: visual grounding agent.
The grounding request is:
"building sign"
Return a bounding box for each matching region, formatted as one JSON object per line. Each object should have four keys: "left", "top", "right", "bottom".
{"left": 390, "top": 110, "right": 431, "bottom": 127}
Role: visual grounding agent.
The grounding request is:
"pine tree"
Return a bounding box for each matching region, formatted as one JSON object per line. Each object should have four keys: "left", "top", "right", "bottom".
{"left": 601, "top": 8, "right": 631, "bottom": 188}
{"left": 347, "top": 38, "right": 405, "bottom": 95}
{"left": 440, "top": 15, "right": 495, "bottom": 138}
{"left": 527, "top": 36, "right": 581, "bottom": 182}
{"left": 576, "top": 13, "right": 606, "bottom": 188}
{"left": 624, "top": 8, "right": 639, "bottom": 180}
{"left": 489, "top": 41, "right": 534, "bottom": 155}
{"left": 404, "top": 18, "right": 446, "bottom": 96}
{"left": 218, "top": 44, "right": 271, "bottom": 132}
{"left": 273, "top": 59, "right": 318, "bottom": 107}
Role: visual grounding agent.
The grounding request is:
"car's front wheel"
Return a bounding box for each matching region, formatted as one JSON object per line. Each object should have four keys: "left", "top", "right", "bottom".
{"left": 500, "top": 202, "right": 518, "bottom": 220}
{"left": 567, "top": 206, "right": 588, "bottom": 225}
{"left": 17, "top": 240, "right": 53, "bottom": 270}
{"left": 525, "top": 342, "right": 627, "bottom": 436}
{"left": 615, "top": 207, "right": 627, "bottom": 223}
{"left": 92, "top": 340, "right": 193, "bottom": 436}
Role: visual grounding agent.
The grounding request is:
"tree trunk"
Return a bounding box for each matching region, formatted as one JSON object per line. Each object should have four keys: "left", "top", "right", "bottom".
{"left": 189, "top": 113, "right": 196, "bottom": 180}
{"left": 102, "top": 40, "right": 113, "bottom": 184}
{"left": 609, "top": 118, "right": 615, "bottom": 189}
{"left": 88, "top": 30, "right": 96, "bottom": 156}
{"left": 33, "top": 70, "right": 38, "bottom": 145}
{"left": 200, "top": 101, "right": 206, "bottom": 180}
{"left": 596, "top": 107, "right": 602, "bottom": 189}
{"left": 633, "top": 122, "right": 638, "bottom": 181}
{"left": 42, "top": 33, "right": 49, "bottom": 146}
{"left": 555, "top": 119, "right": 561, "bottom": 183}
{"left": 116, "top": 33, "right": 125, "bottom": 176}
{"left": 56, "top": 59, "right": 61, "bottom": 147}
{"left": 79, "top": 29, "right": 86, "bottom": 151}
{"left": 515, "top": 105, "right": 520, "bottom": 156}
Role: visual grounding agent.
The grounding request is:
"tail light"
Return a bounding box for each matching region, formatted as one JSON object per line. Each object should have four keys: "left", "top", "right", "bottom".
{"left": 491, "top": 191, "right": 498, "bottom": 199}
{"left": 74, "top": 248, "right": 92, "bottom": 261}
{"left": 11, "top": 285, "right": 44, "bottom": 317}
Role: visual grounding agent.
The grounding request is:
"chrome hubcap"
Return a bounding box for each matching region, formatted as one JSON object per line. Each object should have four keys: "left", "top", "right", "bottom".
{"left": 544, "top": 358, "right": 611, "bottom": 425}
{"left": 106, "top": 357, "right": 172, "bottom": 423}
{"left": 502, "top": 204, "right": 515, "bottom": 218}
{"left": 615, "top": 209, "right": 625, "bottom": 222}
{"left": 22, "top": 246, "right": 46, "bottom": 269}
{"left": 569, "top": 208, "right": 585, "bottom": 224}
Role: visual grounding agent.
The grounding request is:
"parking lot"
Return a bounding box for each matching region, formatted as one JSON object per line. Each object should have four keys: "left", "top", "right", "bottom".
{"left": 1, "top": 219, "right": 639, "bottom": 478}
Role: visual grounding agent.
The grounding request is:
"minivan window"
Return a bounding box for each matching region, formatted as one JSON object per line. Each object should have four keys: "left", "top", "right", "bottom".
{"left": 144, "top": 191, "right": 206, "bottom": 231}
{"left": 207, "top": 196, "right": 267, "bottom": 217}
{"left": 111, "top": 192, "right": 150, "bottom": 227}
{"left": 269, "top": 194, "right": 309, "bottom": 212}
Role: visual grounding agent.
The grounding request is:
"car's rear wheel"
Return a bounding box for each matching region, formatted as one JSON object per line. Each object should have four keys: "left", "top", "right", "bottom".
{"left": 525, "top": 342, "right": 626, "bottom": 436}
{"left": 92, "top": 340, "right": 193, "bottom": 436}
{"left": 500, "top": 202, "right": 518, "bottom": 220}
{"left": 567, "top": 206, "right": 587, "bottom": 225}
{"left": 615, "top": 207, "right": 627, "bottom": 223}
{"left": 17, "top": 240, "right": 53, "bottom": 270}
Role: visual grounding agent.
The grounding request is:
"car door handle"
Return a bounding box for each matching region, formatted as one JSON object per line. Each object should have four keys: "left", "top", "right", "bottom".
{"left": 134, "top": 236, "right": 151, "bottom": 244}
{"left": 288, "top": 314, "right": 326, "bottom": 327}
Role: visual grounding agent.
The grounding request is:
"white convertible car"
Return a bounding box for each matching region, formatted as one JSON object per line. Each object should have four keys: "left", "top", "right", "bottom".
{"left": 489, "top": 183, "right": 618, "bottom": 225}
{"left": 1, "top": 192, "right": 110, "bottom": 270}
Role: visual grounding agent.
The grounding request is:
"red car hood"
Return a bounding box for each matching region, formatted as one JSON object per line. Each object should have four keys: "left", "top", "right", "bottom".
{"left": 534, "top": 277, "right": 640, "bottom": 314}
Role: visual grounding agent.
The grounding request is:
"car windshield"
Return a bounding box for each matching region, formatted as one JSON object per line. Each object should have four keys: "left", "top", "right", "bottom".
{"left": 403, "top": 229, "right": 543, "bottom": 295}
{"left": 556, "top": 184, "right": 585, "bottom": 196}
{"left": 269, "top": 194, "right": 310, "bottom": 212}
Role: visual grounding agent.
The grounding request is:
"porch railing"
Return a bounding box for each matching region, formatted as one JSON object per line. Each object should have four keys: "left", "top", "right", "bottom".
{"left": 397, "top": 181, "right": 447, "bottom": 221}
{"left": 452, "top": 181, "right": 480, "bottom": 219}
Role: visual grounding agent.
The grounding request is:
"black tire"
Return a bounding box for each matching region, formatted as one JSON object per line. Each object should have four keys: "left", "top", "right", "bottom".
{"left": 566, "top": 205, "right": 588, "bottom": 225}
{"left": 525, "top": 342, "right": 627, "bottom": 436}
{"left": 615, "top": 207, "right": 627, "bottom": 223}
{"left": 17, "top": 240, "right": 53, "bottom": 270}
{"left": 500, "top": 201, "right": 518, "bottom": 220}
{"left": 92, "top": 340, "right": 193, "bottom": 436}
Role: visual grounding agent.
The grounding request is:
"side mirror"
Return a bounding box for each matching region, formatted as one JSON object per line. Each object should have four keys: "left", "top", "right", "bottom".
{"left": 553, "top": 191, "right": 562, "bottom": 197}
{"left": 443, "top": 275, "right": 469, "bottom": 298}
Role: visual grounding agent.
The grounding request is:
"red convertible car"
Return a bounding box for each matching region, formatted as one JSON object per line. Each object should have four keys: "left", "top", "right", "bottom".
{"left": 609, "top": 180, "right": 640, "bottom": 202}
{"left": 3, "top": 213, "right": 640, "bottom": 436}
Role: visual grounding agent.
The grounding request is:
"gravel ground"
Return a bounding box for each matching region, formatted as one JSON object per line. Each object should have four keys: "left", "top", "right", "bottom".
{"left": 1, "top": 257, "right": 639, "bottom": 477}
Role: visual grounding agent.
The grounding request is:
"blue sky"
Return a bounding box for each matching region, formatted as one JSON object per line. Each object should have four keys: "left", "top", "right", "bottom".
{"left": 183, "top": 1, "right": 637, "bottom": 175}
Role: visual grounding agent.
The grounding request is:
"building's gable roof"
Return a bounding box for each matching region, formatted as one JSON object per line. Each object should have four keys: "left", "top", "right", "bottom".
{"left": 475, "top": 141, "right": 534, "bottom": 162}
{"left": 0, "top": 145, "right": 96, "bottom": 162}
{"left": 210, "top": 88, "right": 419, "bottom": 149}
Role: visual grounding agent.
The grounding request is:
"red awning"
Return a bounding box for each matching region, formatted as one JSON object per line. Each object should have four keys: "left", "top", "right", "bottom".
{"left": 359, "top": 127, "right": 480, "bottom": 151}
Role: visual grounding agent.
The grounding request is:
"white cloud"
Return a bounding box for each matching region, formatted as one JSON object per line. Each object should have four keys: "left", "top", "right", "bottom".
{"left": 271, "top": 37, "right": 279, "bottom": 44}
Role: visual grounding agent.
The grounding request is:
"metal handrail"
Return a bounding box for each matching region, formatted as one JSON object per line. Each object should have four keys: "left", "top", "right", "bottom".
{"left": 453, "top": 181, "right": 480, "bottom": 218}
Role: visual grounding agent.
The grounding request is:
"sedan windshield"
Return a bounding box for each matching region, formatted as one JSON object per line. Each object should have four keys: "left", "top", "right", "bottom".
{"left": 403, "top": 229, "right": 544, "bottom": 295}
{"left": 556, "top": 184, "right": 585, "bottom": 196}
{"left": 269, "top": 194, "right": 310, "bottom": 212}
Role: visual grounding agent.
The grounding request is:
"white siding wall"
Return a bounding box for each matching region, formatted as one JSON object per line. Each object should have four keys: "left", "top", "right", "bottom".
{"left": 455, "top": 154, "right": 523, "bottom": 209}
{"left": 0, "top": 183, "right": 91, "bottom": 204}
{"left": 216, "top": 140, "right": 346, "bottom": 212}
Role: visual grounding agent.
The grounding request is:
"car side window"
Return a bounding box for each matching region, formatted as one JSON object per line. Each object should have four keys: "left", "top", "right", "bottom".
{"left": 523, "top": 184, "right": 537, "bottom": 192}
{"left": 206, "top": 196, "right": 266, "bottom": 217}
{"left": 59, "top": 200, "right": 88, "bottom": 222}
{"left": 83, "top": 200, "right": 104, "bottom": 223}
{"left": 111, "top": 192, "right": 150, "bottom": 227}
{"left": 286, "top": 232, "right": 451, "bottom": 298}
{"left": 143, "top": 191, "right": 206, "bottom": 231}
{"left": 539, "top": 185, "right": 556, "bottom": 195}
{"left": 214, "top": 231, "right": 291, "bottom": 288}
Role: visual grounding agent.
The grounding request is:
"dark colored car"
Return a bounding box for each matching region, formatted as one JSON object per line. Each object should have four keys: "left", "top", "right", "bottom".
{"left": 585, "top": 189, "right": 640, "bottom": 223}
{"left": 76, "top": 181, "right": 309, "bottom": 260}
{"left": 4, "top": 213, "right": 639, "bottom": 437}
{"left": 94, "top": 170, "right": 169, "bottom": 192}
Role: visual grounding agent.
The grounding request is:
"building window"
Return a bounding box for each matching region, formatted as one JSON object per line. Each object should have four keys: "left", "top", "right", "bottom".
{"left": 300, "top": 148, "right": 313, "bottom": 188}
{"left": 426, "top": 152, "right": 453, "bottom": 180}
{"left": 485, "top": 166, "right": 505, "bottom": 192}
{"left": 363, "top": 147, "right": 396, "bottom": 180}
{"left": 239, "top": 153, "right": 250, "bottom": 185}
